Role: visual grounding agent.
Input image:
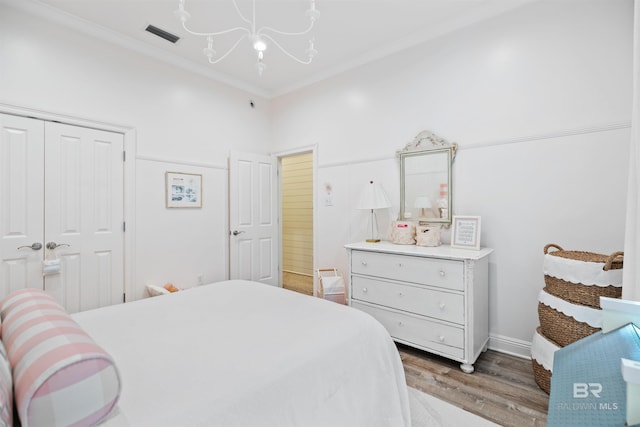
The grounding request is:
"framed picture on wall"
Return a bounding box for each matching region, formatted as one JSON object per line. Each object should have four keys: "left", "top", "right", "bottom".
{"left": 166, "top": 172, "right": 202, "bottom": 208}
{"left": 451, "top": 215, "right": 481, "bottom": 250}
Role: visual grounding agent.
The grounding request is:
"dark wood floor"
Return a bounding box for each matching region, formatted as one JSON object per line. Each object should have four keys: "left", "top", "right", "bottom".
{"left": 399, "top": 344, "right": 549, "bottom": 427}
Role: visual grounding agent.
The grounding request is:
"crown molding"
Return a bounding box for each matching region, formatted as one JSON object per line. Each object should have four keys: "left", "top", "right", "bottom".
{"left": 271, "top": 0, "right": 536, "bottom": 98}
{"left": 2, "top": 0, "right": 537, "bottom": 99}
{"left": 1, "top": 0, "right": 270, "bottom": 98}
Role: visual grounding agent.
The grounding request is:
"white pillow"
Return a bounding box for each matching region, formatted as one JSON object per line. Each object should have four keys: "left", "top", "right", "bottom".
{"left": 146, "top": 285, "right": 170, "bottom": 297}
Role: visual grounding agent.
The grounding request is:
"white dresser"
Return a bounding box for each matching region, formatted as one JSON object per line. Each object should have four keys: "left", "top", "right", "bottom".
{"left": 345, "top": 241, "right": 493, "bottom": 373}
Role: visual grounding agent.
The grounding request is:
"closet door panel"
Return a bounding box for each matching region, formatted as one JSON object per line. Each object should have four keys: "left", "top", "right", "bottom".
{"left": 44, "top": 122, "right": 124, "bottom": 313}
{"left": 0, "top": 113, "right": 44, "bottom": 296}
{"left": 57, "top": 133, "right": 82, "bottom": 233}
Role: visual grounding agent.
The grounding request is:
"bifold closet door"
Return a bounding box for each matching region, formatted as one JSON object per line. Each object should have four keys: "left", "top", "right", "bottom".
{"left": 44, "top": 122, "right": 124, "bottom": 312}
{"left": 0, "top": 113, "right": 124, "bottom": 313}
{"left": 0, "top": 113, "right": 45, "bottom": 296}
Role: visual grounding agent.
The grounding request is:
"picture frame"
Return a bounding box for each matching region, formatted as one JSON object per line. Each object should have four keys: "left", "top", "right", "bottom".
{"left": 451, "top": 215, "right": 481, "bottom": 250}
{"left": 166, "top": 172, "right": 202, "bottom": 208}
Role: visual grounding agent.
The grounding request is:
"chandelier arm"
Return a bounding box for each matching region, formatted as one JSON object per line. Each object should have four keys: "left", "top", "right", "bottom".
{"left": 207, "top": 34, "right": 250, "bottom": 64}
{"left": 177, "top": 0, "right": 319, "bottom": 73}
{"left": 258, "top": 19, "right": 315, "bottom": 37}
{"left": 260, "top": 34, "right": 313, "bottom": 65}
{"left": 232, "top": 0, "right": 252, "bottom": 25}
{"left": 181, "top": 21, "right": 250, "bottom": 38}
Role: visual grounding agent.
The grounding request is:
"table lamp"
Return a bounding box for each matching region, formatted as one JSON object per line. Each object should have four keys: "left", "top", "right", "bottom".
{"left": 413, "top": 195, "right": 432, "bottom": 218}
{"left": 357, "top": 180, "right": 391, "bottom": 242}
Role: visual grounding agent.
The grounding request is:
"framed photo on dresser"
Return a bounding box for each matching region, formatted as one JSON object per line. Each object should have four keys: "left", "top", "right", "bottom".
{"left": 451, "top": 215, "right": 481, "bottom": 250}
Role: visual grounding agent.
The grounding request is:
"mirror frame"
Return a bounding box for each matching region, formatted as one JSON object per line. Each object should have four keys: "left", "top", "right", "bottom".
{"left": 398, "top": 130, "right": 457, "bottom": 225}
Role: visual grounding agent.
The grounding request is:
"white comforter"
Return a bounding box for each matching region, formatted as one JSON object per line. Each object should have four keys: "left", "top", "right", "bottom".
{"left": 72, "top": 280, "right": 410, "bottom": 427}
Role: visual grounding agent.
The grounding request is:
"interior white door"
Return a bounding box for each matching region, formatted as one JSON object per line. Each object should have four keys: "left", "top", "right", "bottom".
{"left": 229, "top": 151, "right": 279, "bottom": 286}
{"left": 0, "top": 114, "right": 125, "bottom": 313}
{"left": 0, "top": 113, "right": 45, "bottom": 296}
{"left": 44, "top": 122, "right": 124, "bottom": 312}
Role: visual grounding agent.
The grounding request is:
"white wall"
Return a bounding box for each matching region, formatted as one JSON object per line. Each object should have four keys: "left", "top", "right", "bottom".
{"left": 0, "top": 0, "right": 633, "bottom": 357}
{"left": 272, "top": 0, "right": 634, "bottom": 356}
{"left": 0, "top": 5, "right": 272, "bottom": 300}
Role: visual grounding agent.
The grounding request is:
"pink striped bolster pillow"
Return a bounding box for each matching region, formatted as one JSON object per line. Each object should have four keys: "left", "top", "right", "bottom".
{"left": 0, "top": 336, "right": 12, "bottom": 426}
{"left": 0, "top": 289, "right": 121, "bottom": 427}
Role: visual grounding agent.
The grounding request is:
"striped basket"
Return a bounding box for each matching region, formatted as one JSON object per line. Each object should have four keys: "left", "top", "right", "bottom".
{"left": 531, "top": 327, "right": 561, "bottom": 394}
{"left": 537, "top": 289, "right": 602, "bottom": 347}
{"left": 543, "top": 243, "right": 623, "bottom": 308}
{"left": 532, "top": 244, "right": 623, "bottom": 394}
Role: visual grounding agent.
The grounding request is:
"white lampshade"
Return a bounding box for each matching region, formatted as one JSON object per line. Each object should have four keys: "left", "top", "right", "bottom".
{"left": 413, "top": 196, "right": 432, "bottom": 209}
{"left": 357, "top": 180, "right": 392, "bottom": 210}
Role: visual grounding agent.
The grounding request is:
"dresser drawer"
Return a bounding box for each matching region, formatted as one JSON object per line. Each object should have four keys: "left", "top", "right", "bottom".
{"left": 351, "top": 250, "right": 463, "bottom": 291}
{"left": 351, "top": 276, "right": 464, "bottom": 324}
{"left": 353, "top": 302, "right": 464, "bottom": 359}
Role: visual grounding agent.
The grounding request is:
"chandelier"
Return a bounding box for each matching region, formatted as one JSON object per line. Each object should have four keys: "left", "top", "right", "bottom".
{"left": 174, "top": 0, "right": 320, "bottom": 76}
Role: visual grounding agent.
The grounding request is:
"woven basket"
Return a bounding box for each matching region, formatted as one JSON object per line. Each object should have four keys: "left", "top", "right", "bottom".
{"left": 531, "top": 327, "right": 560, "bottom": 394}
{"left": 532, "top": 359, "right": 551, "bottom": 394}
{"left": 538, "top": 302, "right": 600, "bottom": 347}
{"left": 543, "top": 243, "right": 623, "bottom": 308}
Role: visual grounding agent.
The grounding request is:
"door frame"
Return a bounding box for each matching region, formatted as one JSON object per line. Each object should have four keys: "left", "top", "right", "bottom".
{"left": 273, "top": 144, "right": 318, "bottom": 294}
{"left": 0, "top": 102, "right": 136, "bottom": 302}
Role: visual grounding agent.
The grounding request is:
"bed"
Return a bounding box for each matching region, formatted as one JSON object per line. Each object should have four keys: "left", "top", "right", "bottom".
{"left": 0, "top": 280, "right": 410, "bottom": 426}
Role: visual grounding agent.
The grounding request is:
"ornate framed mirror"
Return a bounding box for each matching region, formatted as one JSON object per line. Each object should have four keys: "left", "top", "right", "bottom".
{"left": 398, "top": 131, "right": 457, "bottom": 225}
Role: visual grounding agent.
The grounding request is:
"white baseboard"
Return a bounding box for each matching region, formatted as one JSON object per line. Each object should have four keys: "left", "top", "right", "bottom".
{"left": 488, "top": 334, "right": 532, "bottom": 359}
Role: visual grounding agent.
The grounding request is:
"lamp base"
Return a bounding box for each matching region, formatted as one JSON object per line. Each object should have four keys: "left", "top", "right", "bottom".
{"left": 366, "top": 238, "right": 381, "bottom": 243}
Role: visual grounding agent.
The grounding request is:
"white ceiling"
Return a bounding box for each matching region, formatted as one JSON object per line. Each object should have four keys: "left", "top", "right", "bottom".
{"left": 10, "top": 0, "right": 533, "bottom": 98}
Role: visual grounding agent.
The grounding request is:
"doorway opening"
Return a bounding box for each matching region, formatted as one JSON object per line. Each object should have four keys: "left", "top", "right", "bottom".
{"left": 280, "top": 151, "right": 314, "bottom": 295}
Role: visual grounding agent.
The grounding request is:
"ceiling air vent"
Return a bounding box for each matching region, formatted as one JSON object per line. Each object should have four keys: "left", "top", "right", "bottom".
{"left": 145, "top": 25, "right": 180, "bottom": 44}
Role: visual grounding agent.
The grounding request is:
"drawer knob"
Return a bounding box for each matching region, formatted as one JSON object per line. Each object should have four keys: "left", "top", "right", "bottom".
{"left": 439, "top": 270, "right": 445, "bottom": 277}
{"left": 439, "top": 303, "right": 446, "bottom": 310}
{"left": 438, "top": 335, "right": 445, "bottom": 342}
{"left": 362, "top": 287, "right": 368, "bottom": 293}
{"left": 398, "top": 321, "right": 404, "bottom": 327}
{"left": 398, "top": 292, "right": 404, "bottom": 297}
{"left": 361, "top": 261, "right": 368, "bottom": 266}
{"left": 397, "top": 263, "right": 403, "bottom": 268}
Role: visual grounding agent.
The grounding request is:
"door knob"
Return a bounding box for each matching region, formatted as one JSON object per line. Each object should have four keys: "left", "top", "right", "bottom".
{"left": 17, "top": 242, "right": 43, "bottom": 251}
{"left": 231, "top": 230, "right": 245, "bottom": 236}
{"left": 45, "top": 242, "right": 70, "bottom": 250}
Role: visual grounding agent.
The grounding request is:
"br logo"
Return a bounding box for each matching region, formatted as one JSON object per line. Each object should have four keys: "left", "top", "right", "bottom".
{"left": 573, "top": 383, "right": 603, "bottom": 398}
